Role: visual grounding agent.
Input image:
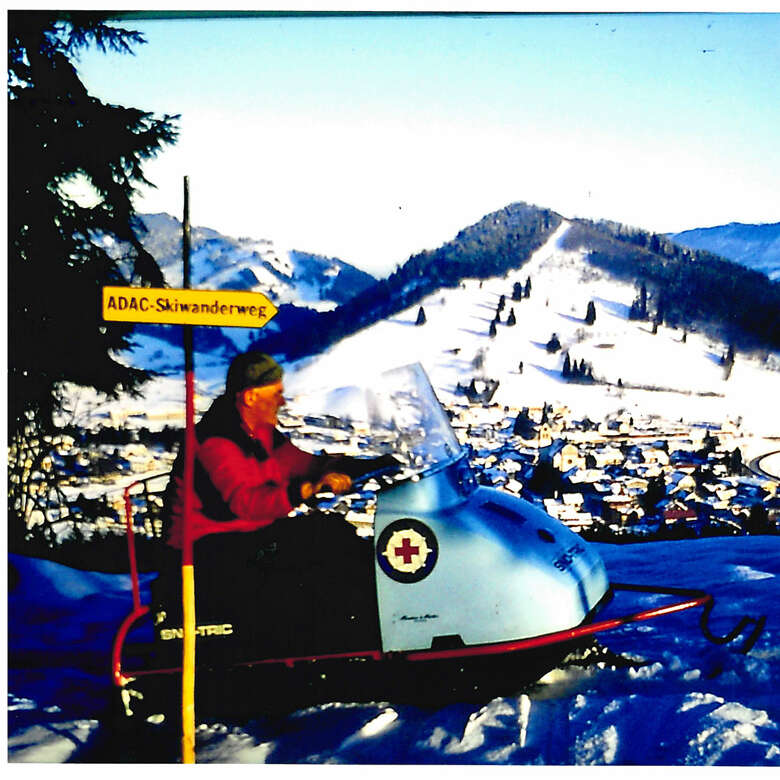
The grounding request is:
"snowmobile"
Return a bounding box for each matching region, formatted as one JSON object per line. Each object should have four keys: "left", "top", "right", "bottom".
{"left": 111, "top": 363, "right": 766, "bottom": 722}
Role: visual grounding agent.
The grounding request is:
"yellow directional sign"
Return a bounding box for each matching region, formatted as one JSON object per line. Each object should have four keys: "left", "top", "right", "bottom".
{"left": 102, "top": 287, "right": 278, "bottom": 328}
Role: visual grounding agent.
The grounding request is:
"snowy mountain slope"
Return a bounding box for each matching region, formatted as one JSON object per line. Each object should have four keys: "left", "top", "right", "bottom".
{"left": 8, "top": 536, "right": 780, "bottom": 764}
{"left": 135, "top": 213, "right": 376, "bottom": 310}
{"left": 284, "top": 221, "right": 780, "bottom": 438}
{"left": 669, "top": 222, "right": 780, "bottom": 281}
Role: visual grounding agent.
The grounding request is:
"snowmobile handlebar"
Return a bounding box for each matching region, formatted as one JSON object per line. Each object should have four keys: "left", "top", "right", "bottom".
{"left": 306, "top": 456, "right": 407, "bottom": 500}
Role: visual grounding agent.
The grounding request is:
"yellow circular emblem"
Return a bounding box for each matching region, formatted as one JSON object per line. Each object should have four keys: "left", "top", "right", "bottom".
{"left": 382, "top": 528, "right": 432, "bottom": 574}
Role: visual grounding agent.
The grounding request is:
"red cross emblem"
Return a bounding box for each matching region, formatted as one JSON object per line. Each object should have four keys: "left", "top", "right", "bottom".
{"left": 377, "top": 519, "right": 439, "bottom": 583}
{"left": 394, "top": 537, "right": 419, "bottom": 564}
{"left": 382, "top": 528, "right": 431, "bottom": 573}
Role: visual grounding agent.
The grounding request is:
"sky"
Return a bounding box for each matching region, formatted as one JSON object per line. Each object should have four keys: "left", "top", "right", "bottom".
{"left": 71, "top": 10, "right": 780, "bottom": 277}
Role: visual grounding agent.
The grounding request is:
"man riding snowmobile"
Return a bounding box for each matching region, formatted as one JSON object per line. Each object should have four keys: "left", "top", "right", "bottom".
{"left": 151, "top": 351, "right": 397, "bottom": 663}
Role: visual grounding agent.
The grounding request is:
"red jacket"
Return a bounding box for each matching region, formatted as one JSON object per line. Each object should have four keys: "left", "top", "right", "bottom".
{"left": 164, "top": 395, "right": 323, "bottom": 549}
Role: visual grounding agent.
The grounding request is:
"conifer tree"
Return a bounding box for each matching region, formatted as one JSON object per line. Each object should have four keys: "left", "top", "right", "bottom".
{"left": 9, "top": 12, "right": 178, "bottom": 432}
{"left": 629, "top": 282, "right": 649, "bottom": 321}
{"left": 489, "top": 319, "right": 497, "bottom": 338}
{"left": 512, "top": 281, "right": 523, "bottom": 301}
{"left": 585, "top": 300, "right": 596, "bottom": 325}
{"left": 524, "top": 277, "right": 532, "bottom": 297}
{"left": 498, "top": 294, "right": 506, "bottom": 311}
{"left": 729, "top": 447, "right": 743, "bottom": 475}
{"left": 562, "top": 352, "right": 571, "bottom": 378}
{"left": 415, "top": 306, "right": 427, "bottom": 325}
{"left": 8, "top": 12, "right": 178, "bottom": 539}
{"left": 506, "top": 307, "right": 516, "bottom": 326}
{"left": 745, "top": 504, "right": 771, "bottom": 535}
{"left": 513, "top": 408, "right": 532, "bottom": 436}
{"left": 546, "top": 333, "right": 561, "bottom": 353}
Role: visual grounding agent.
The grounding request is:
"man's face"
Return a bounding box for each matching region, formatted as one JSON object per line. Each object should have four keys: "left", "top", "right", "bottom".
{"left": 241, "top": 380, "right": 285, "bottom": 427}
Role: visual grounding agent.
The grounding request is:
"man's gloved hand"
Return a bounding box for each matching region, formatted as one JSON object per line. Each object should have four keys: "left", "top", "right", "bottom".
{"left": 300, "top": 472, "right": 352, "bottom": 500}
{"left": 322, "top": 453, "right": 403, "bottom": 479}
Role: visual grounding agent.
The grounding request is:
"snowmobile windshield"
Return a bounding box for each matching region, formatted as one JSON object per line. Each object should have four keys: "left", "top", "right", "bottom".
{"left": 282, "top": 363, "right": 463, "bottom": 477}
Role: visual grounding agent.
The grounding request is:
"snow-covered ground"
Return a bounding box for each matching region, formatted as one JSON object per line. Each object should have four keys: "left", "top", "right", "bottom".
{"left": 8, "top": 536, "right": 780, "bottom": 764}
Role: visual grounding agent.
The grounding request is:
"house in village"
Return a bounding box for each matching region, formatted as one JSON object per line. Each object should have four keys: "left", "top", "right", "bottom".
{"left": 601, "top": 487, "right": 644, "bottom": 527}
{"left": 669, "top": 471, "right": 697, "bottom": 495}
{"left": 642, "top": 447, "right": 670, "bottom": 467}
{"left": 662, "top": 505, "right": 698, "bottom": 526}
{"left": 543, "top": 492, "right": 594, "bottom": 534}
{"left": 568, "top": 467, "right": 607, "bottom": 485}
{"left": 599, "top": 415, "right": 632, "bottom": 436}
{"left": 539, "top": 439, "right": 585, "bottom": 474}
{"left": 588, "top": 445, "right": 624, "bottom": 469}
{"left": 502, "top": 477, "right": 524, "bottom": 495}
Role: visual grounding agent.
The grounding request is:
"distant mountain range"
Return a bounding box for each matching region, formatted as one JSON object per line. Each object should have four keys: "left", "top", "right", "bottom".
{"left": 136, "top": 212, "right": 376, "bottom": 309}
{"left": 113, "top": 216, "right": 780, "bottom": 441}
{"left": 668, "top": 222, "right": 780, "bottom": 281}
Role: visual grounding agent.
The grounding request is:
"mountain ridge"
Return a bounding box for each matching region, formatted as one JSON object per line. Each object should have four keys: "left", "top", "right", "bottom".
{"left": 668, "top": 221, "right": 780, "bottom": 281}
{"left": 135, "top": 212, "right": 376, "bottom": 309}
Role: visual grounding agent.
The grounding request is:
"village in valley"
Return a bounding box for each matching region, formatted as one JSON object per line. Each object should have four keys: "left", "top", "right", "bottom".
{"left": 447, "top": 401, "right": 779, "bottom": 541}
{"left": 15, "top": 384, "right": 778, "bottom": 556}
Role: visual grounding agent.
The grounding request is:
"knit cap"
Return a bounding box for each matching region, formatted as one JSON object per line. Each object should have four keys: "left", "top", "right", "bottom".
{"left": 225, "top": 351, "right": 283, "bottom": 396}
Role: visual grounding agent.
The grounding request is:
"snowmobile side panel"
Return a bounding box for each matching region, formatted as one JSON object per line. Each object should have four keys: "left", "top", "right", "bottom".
{"left": 373, "top": 458, "right": 609, "bottom": 652}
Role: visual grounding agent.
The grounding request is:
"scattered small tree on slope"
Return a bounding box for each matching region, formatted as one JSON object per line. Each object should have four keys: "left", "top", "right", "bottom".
{"left": 546, "top": 333, "right": 561, "bottom": 353}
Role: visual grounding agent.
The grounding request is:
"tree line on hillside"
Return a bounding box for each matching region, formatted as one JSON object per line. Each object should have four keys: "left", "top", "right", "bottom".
{"left": 562, "top": 220, "right": 780, "bottom": 350}
{"left": 250, "top": 204, "right": 562, "bottom": 359}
